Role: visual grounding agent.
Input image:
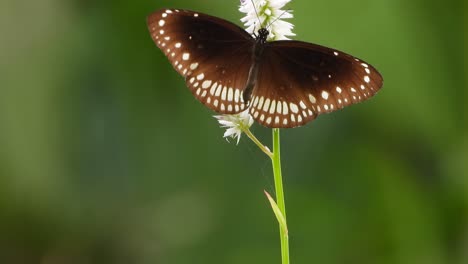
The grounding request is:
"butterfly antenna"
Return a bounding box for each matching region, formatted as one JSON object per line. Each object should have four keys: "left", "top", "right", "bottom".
{"left": 266, "top": 9, "right": 290, "bottom": 30}
{"left": 249, "top": 0, "right": 263, "bottom": 30}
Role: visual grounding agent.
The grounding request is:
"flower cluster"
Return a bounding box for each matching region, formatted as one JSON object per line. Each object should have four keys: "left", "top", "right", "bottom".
{"left": 239, "top": 0, "right": 294, "bottom": 40}
{"left": 214, "top": 110, "right": 254, "bottom": 144}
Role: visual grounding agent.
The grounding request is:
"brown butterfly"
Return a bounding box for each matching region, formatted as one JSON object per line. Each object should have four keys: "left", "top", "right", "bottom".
{"left": 148, "top": 9, "right": 383, "bottom": 128}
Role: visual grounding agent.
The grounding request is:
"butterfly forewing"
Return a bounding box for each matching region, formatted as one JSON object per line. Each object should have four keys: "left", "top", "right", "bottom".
{"left": 249, "top": 40, "right": 383, "bottom": 128}
{"left": 147, "top": 9, "right": 255, "bottom": 114}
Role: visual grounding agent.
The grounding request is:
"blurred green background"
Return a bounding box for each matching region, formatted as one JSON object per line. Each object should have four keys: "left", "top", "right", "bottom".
{"left": 0, "top": 0, "right": 466, "bottom": 263}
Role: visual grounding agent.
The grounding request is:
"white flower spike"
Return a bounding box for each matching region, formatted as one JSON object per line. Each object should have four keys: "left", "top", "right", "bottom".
{"left": 239, "top": 0, "right": 295, "bottom": 40}
{"left": 214, "top": 110, "right": 254, "bottom": 144}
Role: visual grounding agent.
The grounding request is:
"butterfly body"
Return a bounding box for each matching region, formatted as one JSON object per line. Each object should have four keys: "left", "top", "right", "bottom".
{"left": 243, "top": 28, "right": 269, "bottom": 103}
{"left": 148, "top": 9, "right": 383, "bottom": 128}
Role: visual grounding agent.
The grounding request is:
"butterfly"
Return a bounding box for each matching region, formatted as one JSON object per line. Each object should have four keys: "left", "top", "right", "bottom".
{"left": 147, "top": 9, "right": 383, "bottom": 128}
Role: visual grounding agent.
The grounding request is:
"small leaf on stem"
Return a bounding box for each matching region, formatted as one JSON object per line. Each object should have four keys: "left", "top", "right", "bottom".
{"left": 264, "top": 190, "right": 288, "bottom": 235}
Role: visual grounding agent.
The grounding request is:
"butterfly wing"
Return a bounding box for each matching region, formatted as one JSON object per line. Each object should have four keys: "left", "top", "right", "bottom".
{"left": 148, "top": 9, "right": 255, "bottom": 114}
{"left": 249, "top": 40, "right": 384, "bottom": 128}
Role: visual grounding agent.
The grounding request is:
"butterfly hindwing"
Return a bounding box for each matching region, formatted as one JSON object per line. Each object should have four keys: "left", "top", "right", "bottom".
{"left": 249, "top": 40, "right": 383, "bottom": 128}
{"left": 147, "top": 9, "right": 255, "bottom": 114}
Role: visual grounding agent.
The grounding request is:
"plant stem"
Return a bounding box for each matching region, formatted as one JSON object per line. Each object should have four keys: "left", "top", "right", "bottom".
{"left": 244, "top": 128, "right": 273, "bottom": 158}
{"left": 271, "top": 128, "right": 289, "bottom": 264}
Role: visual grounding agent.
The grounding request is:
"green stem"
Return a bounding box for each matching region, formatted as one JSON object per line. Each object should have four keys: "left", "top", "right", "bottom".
{"left": 272, "top": 128, "right": 289, "bottom": 264}
{"left": 244, "top": 128, "right": 273, "bottom": 158}
{"left": 243, "top": 127, "right": 289, "bottom": 263}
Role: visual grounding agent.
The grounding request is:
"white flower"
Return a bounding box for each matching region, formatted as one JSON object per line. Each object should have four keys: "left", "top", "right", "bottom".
{"left": 239, "top": 0, "right": 295, "bottom": 40}
{"left": 214, "top": 110, "right": 254, "bottom": 144}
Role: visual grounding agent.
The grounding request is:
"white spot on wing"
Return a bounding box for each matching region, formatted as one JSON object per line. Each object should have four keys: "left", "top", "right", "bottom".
{"left": 252, "top": 96, "right": 259, "bottom": 107}
{"left": 299, "top": 101, "right": 306, "bottom": 109}
{"left": 263, "top": 98, "right": 271, "bottom": 112}
{"left": 269, "top": 100, "right": 276, "bottom": 114}
{"left": 277, "top": 101, "right": 282, "bottom": 114}
{"left": 190, "top": 63, "right": 198, "bottom": 70}
{"left": 321, "top": 91, "right": 329, "bottom": 100}
{"left": 282, "top": 102, "right": 288, "bottom": 115}
{"left": 228, "top": 88, "right": 233, "bottom": 101}
{"left": 290, "top": 103, "right": 299, "bottom": 113}
{"left": 215, "top": 86, "right": 222, "bottom": 97}
{"left": 202, "top": 80, "right": 212, "bottom": 89}
{"left": 182, "top": 53, "right": 190, "bottom": 60}
{"left": 221, "top": 87, "right": 227, "bottom": 100}
{"left": 159, "top": 20, "right": 165, "bottom": 26}
{"left": 210, "top": 83, "right": 217, "bottom": 95}
{"left": 309, "top": 94, "right": 316, "bottom": 103}
{"left": 258, "top": 97, "right": 264, "bottom": 109}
